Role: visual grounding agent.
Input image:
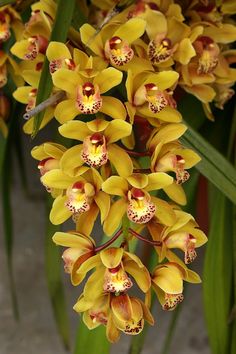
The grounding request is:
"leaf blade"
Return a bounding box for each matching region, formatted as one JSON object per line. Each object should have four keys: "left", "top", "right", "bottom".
{"left": 32, "top": 0, "right": 76, "bottom": 137}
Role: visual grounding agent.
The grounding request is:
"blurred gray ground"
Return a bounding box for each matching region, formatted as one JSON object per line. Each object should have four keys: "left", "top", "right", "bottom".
{"left": 0, "top": 134, "right": 210, "bottom": 354}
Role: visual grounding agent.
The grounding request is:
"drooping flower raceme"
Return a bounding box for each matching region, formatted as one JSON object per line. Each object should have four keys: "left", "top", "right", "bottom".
{"left": 8, "top": 0, "right": 236, "bottom": 344}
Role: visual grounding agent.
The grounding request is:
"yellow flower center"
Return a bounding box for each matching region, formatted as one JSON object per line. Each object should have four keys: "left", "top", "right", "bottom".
{"left": 65, "top": 181, "right": 93, "bottom": 216}
{"left": 81, "top": 133, "right": 108, "bottom": 168}
{"left": 106, "top": 36, "right": 134, "bottom": 66}
{"left": 104, "top": 264, "right": 133, "bottom": 293}
{"left": 24, "top": 35, "right": 48, "bottom": 60}
{"left": 127, "top": 188, "right": 156, "bottom": 224}
{"left": 163, "top": 293, "right": 184, "bottom": 310}
{"left": 0, "top": 20, "right": 10, "bottom": 43}
{"left": 49, "top": 58, "right": 75, "bottom": 74}
{"left": 76, "top": 82, "right": 102, "bottom": 114}
{"left": 195, "top": 36, "right": 219, "bottom": 74}
{"left": 145, "top": 83, "right": 168, "bottom": 113}
{"left": 148, "top": 37, "right": 172, "bottom": 64}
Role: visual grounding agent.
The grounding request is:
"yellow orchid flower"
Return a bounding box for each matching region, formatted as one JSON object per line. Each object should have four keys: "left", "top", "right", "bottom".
{"left": 0, "top": 50, "right": 24, "bottom": 88}
{"left": 0, "top": 5, "right": 23, "bottom": 43}
{"left": 107, "top": 294, "right": 154, "bottom": 342}
{"left": 51, "top": 66, "right": 126, "bottom": 123}
{"left": 73, "top": 247, "right": 151, "bottom": 293}
{"left": 41, "top": 168, "right": 110, "bottom": 236}
{"left": 10, "top": 6, "right": 53, "bottom": 61}
{"left": 148, "top": 209, "right": 207, "bottom": 264}
{"left": 150, "top": 261, "right": 201, "bottom": 310}
{"left": 125, "top": 70, "right": 181, "bottom": 124}
{"left": 52, "top": 231, "right": 95, "bottom": 278}
{"left": 46, "top": 41, "right": 107, "bottom": 74}
{"left": 13, "top": 64, "right": 54, "bottom": 134}
{"left": 80, "top": 18, "right": 153, "bottom": 74}
{"left": 102, "top": 172, "right": 174, "bottom": 236}
{"left": 74, "top": 293, "right": 110, "bottom": 330}
{"left": 58, "top": 118, "right": 133, "bottom": 177}
{"left": 31, "top": 142, "right": 66, "bottom": 195}
{"left": 147, "top": 123, "right": 201, "bottom": 185}
{"left": 74, "top": 292, "right": 154, "bottom": 342}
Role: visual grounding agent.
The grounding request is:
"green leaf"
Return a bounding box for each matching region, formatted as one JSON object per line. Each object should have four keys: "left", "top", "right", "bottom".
{"left": 1, "top": 100, "right": 22, "bottom": 320}
{"left": 181, "top": 124, "right": 236, "bottom": 204}
{"left": 45, "top": 196, "right": 70, "bottom": 349}
{"left": 203, "top": 189, "right": 233, "bottom": 354}
{"left": 32, "top": 0, "right": 76, "bottom": 137}
{"left": 0, "top": 0, "right": 15, "bottom": 5}
{"left": 74, "top": 319, "right": 110, "bottom": 354}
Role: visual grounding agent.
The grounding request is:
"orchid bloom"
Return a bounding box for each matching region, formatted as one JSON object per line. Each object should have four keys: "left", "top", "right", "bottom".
{"left": 41, "top": 167, "right": 110, "bottom": 235}
{"left": 80, "top": 18, "right": 153, "bottom": 74}
{"left": 125, "top": 70, "right": 181, "bottom": 124}
{"left": 58, "top": 118, "right": 133, "bottom": 177}
{"left": 51, "top": 66, "right": 126, "bottom": 123}
{"left": 150, "top": 261, "right": 201, "bottom": 310}
{"left": 102, "top": 172, "right": 174, "bottom": 236}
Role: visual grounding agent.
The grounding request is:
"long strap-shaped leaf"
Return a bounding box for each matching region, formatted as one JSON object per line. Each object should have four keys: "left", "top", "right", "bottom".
{"left": 74, "top": 319, "right": 110, "bottom": 354}
{"left": 32, "top": 0, "right": 76, "bottom": 137}
{"left": 0, "top": 101, "right": 21, "bottom": 319}
{"left": 203, "top": 189, "right": 233, "bottom": 354}
{"left": 181, "top": 124, "right": 236, "bottom": 204}
{"left": 45, "top": 196, "right": 70, "bottom": 349}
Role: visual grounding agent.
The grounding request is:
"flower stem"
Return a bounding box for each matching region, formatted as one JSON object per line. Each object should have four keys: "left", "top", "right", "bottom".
{"left": 95, "top": 229, "right": 123, "bottom": 252}
{"left": 133, "top": 168, "right": 151, "bottom": 174}
{"left": 125, "top": 150, "right": 151, "bottom": 157}
{"left": 23, "top": 91, "right": 65, "bottom": 120}
{"left": 129, "top": 228, "right": 162, "bottom": 247}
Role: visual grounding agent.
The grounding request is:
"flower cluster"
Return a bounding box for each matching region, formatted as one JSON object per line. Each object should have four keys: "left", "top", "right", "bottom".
{"left": 6, "top": 0, "right": 236, "bottom": 342}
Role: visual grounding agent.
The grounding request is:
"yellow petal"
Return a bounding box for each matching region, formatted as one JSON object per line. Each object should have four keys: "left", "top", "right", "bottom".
{"left": 152, "top": 265, "right": 183, "bottom": 294}
{"left": 100, "top": 247, "right": 124, "bottom": 268}
{"left": 149, "top": 123, "right": 187, "bottom": 148}
{"left": 138, "top": 106, "right": 182, "bottom": 122}
{"left": 124, "top": 260, "right": 151, "bottom": 293}
{"left": 80, "top": 24, "right": 103, "bottom": 56}
{"left": 83, "top": 268, "right": 105, "bottom": 300}
{"left": 100, "top": 96, "right": 127, "bottom": 120}
{"left": 59, "top": 145, "right": 84, "bottom": 176}
{"left": 143, "top": 71, "right": 179, "bottom": 91}
{"left": 52, "top": 68, "right": 82, "bottom": 93}
{"left": 102, "top": 176, "right": 128, "bottom": 196}
{"left": 59, "top": 120, "right": 91, "bottom": 140}
{"left": 93, "top": 67, "right": 123, "bottom": 94}
{"left": 54, "top": 99, "right": 79, "bottom": 123}
{"left": 183, "top": 84, "right": 216, "bottom": 103}
{"left": 76, "top": 253, "right": 101, "bottom": 275}
{"left": 75, "top": 203, "right": 99, "bottom": 236}
{"left": 204, "top": 24, "right": 236, "bottom": 44}
{"left": 111, "top": 294, "right": 132, "bottom": 322}
{"left": 94, "top": 190, "right": 110, "bottom": 223}
{"left": 152, "top": 196, "right": 176, "bottom": 226}
{"left": 44, "top": 142, "right": 66, "bottom": 159}
{"left": 73, "top": 295, "right": 94, "bottom": 313}
{"left": 13, "top": 86, "right": 32, "bottom": 104}
{"left": 41, "top": 169, "right": 78, "bottom": 189}
{"left": 103, "top": 199, "right": 127, "bottom": 236}
{"left": 49, "top": 195, "right": 72, "bottom": 225}
{"left": 113, "top": 18, "right": 146, "bottom": 44}
{"left": 127, "top": 174, "right": 148, "bottom": 189}
{"left": 46, "top": 41, "right": 71, "bottom": 61}
{"left": 146, "top": 172, "right": 173, "bottom": 191}
{"left": 174, "top": 38, "right": 196, "bottom": 65}
{"left": 163, "top": 183, "right": 187, "bottom": 206}
{"left": 52, "top": 231, "right": 93, "bottom": 248}
{"left": 104, "top": 120, "right": 132, "bottom": 144}
{"left": 87, "top": 119, "right": 109, "bottom": 132}
{"left": 106, "top": 313, "right": 121, "bottom": 343}
{"left": 107, "top": 144, "right": 133, "bottom": 177}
